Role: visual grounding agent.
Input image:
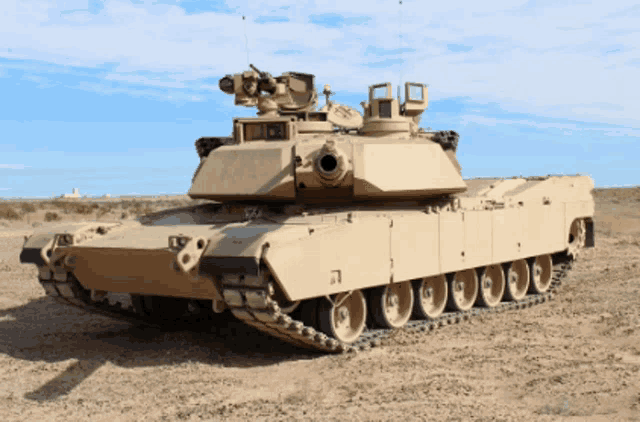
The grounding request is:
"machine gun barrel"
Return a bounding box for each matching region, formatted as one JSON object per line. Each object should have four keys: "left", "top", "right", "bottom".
{"left": 249, "top": 64, "right": 277, "bottom": 94}
{"left": 249, "top": 64, "right": 264, "bottom": 76}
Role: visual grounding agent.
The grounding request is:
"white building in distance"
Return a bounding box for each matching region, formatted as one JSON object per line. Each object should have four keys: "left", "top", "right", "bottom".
{"left": 61, "top": 188, "right": 80, "bottom": 199}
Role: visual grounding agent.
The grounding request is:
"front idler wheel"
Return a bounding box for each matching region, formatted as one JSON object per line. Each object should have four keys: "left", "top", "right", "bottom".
{"left": 477, "top": 265, "right": 506, "bottom": 308}
{"left": 318, "top": 290, "right": 367, "bottom": 344}
{"left": 369, "top": 281, "right": 414, "bottom": 328}
{"left": 504, "top": 259, "right": 530, "bottom": 301}
{"left": 447, "top": 269, "right": 479, "bottom": 312}
{"left": 413, "top": 275, "right": 448, "bottom": 319}
{"left": 529, "top": 254, "right": 553, "bottom": 294}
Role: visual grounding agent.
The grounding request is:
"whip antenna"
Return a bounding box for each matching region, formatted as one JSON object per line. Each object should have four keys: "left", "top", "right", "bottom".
{"left": 398, "top": 0, "right": 403, "bottom": 102}
{"left": 243, "top": 15, "right": 250, "bottom": 67}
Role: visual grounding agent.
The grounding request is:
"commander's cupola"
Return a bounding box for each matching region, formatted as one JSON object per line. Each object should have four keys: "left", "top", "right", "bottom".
{"left": 361, "top": 82, "right": 428, "bottom": 136}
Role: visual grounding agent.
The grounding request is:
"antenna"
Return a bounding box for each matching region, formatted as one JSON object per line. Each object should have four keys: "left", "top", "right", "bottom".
{"left": 242, "top": 15, "right": 250, "bottom": 67}
{"left": 398, "top": 0, "right": 403, "bottom": 103}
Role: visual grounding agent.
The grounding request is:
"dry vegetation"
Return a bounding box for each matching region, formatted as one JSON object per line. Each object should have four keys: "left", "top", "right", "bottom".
{"left": 1, "top": 187, "right": 637, "bottom": 225}
{"left": 0, "top": 196, "right": 207, "bottom": 228}
{"left": 0, "top": 188, "right": 639, "bottom": 421}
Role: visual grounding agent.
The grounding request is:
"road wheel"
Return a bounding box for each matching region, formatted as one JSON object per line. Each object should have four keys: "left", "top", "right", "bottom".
{"left": 318, "top": 290, "right": 367, "bottom": 344}
{"left": 504, "top": 260, "right": 530, "bottom": 301}
{"left": 529, "top": 254, "right": 553, "bottom": 294}
{"left": 413, "top": 275, "right": 448, "bottom": 319}
{"left": 477, "top": 265, "right": 505, "bottom": 308}
{"left": 369, "top": 281, "right": 414, "bottom": 328}
{"left": 447, "top": 269, "right": 478, "bottom": 312}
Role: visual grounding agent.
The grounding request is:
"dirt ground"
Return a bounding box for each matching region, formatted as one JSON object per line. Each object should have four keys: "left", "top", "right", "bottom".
{"left": 0, "top": 189, "right": 639, "bottom": 421}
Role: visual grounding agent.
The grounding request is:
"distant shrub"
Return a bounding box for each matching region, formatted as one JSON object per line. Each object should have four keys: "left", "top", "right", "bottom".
{"left": 0, "top": 204, "right": 21, "bottom": 220}
{"left": 74, "top": 203, "right": 94, "bottom": 214}
{"left": 100, "top": 203, "right": 116, "bottom": 212}
{"left": 51, "top": 200, "right": 94, "bottom": 215}
{"left": 19, "top": 202, "right": 37, "bottom": 213}
{"left": 44, "top": 212, "right": 60, "bottom": 222}
{"left": 120, "top": 200, "right": 146, "bottom": 211}
{"left": 51, "top": 200, "right": 72, "bottom": 214}
{"left": 133, "top": 205, "right": 154, "bottom": 216}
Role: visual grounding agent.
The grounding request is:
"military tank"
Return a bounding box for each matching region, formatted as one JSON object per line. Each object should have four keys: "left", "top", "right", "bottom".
{"left": 20, "top": 66, "right": 595, "bottom": 352}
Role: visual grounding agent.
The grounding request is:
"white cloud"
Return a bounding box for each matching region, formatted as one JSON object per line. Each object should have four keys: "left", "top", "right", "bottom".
{"left": 0, "top": 0, "right": 638, "bottom": 126}
{"left": 0, "top": 164, "right": 28, "bottom": 169}
{"left": 71, "top": 80, "right": 208, "bottom": 102}
{"left": 104, "top": 73, "right": 188, "bottom": 89}
{"left": 459, "top": 114, "right": 640, "bottom": 140}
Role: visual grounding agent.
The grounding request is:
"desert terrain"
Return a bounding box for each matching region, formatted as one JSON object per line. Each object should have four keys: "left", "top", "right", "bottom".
{"left": 0, "top": 189, "right": 639, "bottom": 421}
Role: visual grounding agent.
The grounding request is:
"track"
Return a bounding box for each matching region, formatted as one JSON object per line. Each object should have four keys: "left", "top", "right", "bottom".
{"left": 223, "top": 258, "right": 572, "bottom": 353}
{"left": 41, "top": 255, "right": 574, "bottom": 354}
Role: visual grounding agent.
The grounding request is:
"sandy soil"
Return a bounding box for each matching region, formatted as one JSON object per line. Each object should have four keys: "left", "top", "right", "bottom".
{"left": 0, "top": 189, "right": 639, "bottom": 421}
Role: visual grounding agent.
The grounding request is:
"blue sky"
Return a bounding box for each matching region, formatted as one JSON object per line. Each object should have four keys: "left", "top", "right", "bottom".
{"left": 1, "top": 0, "right": 639, "bottom": 198}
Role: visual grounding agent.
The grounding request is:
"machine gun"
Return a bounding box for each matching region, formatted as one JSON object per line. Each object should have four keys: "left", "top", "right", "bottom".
{"left": 218, "top": 65, "right": 318, "bottom": 115}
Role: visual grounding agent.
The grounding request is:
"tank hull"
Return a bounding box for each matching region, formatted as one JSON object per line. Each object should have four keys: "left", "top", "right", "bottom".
{"left": 20, "top": 175, "right": 594, "bottom": 352}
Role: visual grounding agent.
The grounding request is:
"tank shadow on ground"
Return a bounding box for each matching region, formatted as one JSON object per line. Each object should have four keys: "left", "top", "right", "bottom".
{"left": 0, "top": 296, "right": 321, "bottom": 402}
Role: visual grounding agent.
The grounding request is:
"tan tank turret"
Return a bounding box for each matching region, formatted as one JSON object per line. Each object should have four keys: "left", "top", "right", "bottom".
{"left": 191, "top": 67, "right": 465, "bottom": 202}
{"left": 20, "top": 66, "right": 595, "bottom": 353}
